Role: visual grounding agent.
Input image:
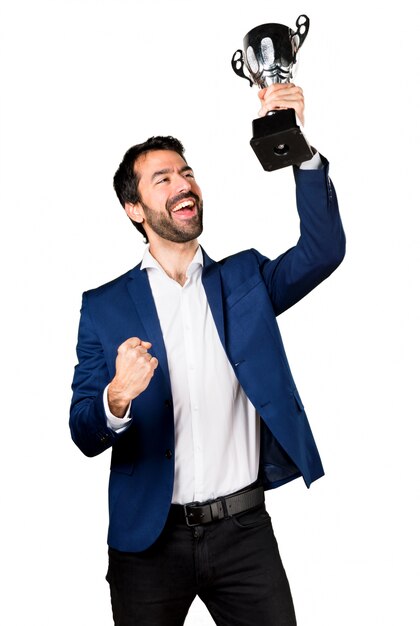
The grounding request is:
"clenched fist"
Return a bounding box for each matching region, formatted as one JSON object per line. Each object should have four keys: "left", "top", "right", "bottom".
{"left": 108, "top": 337, "right": 159, "bottom": 417}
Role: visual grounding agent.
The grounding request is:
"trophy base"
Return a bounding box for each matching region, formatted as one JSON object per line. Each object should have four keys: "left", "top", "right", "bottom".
{"left": 250, "top": 109, "right": 313, "bottom": 171}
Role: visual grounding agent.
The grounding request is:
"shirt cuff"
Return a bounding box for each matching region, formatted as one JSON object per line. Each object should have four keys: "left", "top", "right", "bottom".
{"left": 298, "top": 150, "right": 323, "bottom": 170}
{"left": 103, "top": 385, "right": 132, "bottom": 432}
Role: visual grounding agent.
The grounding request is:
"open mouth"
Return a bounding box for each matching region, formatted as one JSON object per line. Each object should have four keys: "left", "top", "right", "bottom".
{"left": 171, "top": 198, "right": 197, "bottom": 218}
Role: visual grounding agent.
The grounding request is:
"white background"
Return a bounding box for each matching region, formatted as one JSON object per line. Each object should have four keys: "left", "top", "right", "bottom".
{"left": 1, "top": 1, "right": 419, "bottom": 624}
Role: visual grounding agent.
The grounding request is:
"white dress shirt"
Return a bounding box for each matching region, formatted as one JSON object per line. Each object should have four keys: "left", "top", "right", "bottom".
{"left": 104, "top": 150, "right": 323, "bottom": 503}
{"left": 105, "top": 247, "right": 260, "bottom": 504}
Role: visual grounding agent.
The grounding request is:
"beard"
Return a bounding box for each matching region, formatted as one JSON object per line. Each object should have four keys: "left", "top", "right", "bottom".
{"left": 140, "top": 192, "right": 203, "bottom": 244}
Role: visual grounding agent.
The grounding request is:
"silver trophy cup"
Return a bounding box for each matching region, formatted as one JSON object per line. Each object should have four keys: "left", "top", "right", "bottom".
{"left": 232, "top": 15, "right": 313, "bottom": 170}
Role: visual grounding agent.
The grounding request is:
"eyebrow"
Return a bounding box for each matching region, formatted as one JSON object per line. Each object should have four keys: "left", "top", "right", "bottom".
{"left": 151, "top": 164, "right": 193, "bottom": 181}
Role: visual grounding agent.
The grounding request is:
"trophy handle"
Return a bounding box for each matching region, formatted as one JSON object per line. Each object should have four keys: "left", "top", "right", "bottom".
{"left": 231, "top": 49, "right": 253, "bottom": 87}
{"left": 292, "top": 14, "right": 310, "bottom": 53}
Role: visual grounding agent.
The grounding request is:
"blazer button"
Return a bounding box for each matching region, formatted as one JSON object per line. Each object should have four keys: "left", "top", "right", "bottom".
{"left": 165, "top": 449, "right": 173, "bottom": 460}
{"left": 164, "top": 400, "right": 171, "bottom": 408}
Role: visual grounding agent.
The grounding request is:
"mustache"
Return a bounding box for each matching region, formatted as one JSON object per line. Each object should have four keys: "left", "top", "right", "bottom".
{"left": 166, "top": 191, "right": 201, "bottom": 212}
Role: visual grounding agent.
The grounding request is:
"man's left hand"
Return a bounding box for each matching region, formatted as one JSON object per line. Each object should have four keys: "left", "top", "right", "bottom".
{"left": 258, "top": 83, "right": 305, "bottom": 126}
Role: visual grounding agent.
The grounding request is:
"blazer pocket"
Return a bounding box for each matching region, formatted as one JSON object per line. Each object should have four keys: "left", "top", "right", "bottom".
{"left": 225, "top": 274, "right": 263, "bottom": 310}
{"left": 110, "top": 461, "right": 134, "bottom": 475}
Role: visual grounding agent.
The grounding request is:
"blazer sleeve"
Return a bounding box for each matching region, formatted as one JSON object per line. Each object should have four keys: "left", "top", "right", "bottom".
{"left": 69, "top": 292, "right": 122, "bottom": 457}
{"left": 257, "top": 156, "right": 346, "bottom": 315}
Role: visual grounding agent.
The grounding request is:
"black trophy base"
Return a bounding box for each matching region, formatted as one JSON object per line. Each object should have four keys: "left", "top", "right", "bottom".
{"left": 250, "top": 109, "right": 313, "bottom": 171}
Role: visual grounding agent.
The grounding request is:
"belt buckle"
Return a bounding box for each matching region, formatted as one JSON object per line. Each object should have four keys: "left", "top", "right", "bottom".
{"left": 184, "top": 503, "right": 204, "bottom": 527}
{"left": 184, "top": 500, "right": 224, "bottom": 526}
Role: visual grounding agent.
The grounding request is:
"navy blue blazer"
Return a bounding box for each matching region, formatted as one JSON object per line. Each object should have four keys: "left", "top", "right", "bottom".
{"left": 70, "top": 160, "right": 345, "bottom": 552}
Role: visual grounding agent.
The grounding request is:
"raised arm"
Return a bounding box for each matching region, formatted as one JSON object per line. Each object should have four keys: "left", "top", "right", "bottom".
{"left": 257, "top": 157, "right": 345, "bottom": 315}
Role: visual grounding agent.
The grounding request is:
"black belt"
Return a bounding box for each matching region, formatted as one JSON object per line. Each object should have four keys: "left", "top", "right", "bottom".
{"left": 171, "top": 484, "right": 265, "bottom": 527}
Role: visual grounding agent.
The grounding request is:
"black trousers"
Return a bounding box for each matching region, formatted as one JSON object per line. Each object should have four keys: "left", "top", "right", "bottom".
{"left": 106, "top": 503, "right": 297, "bottom": 626}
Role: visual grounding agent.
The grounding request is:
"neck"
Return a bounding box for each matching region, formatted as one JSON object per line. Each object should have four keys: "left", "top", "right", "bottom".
{"left": 148, "top": 238, "right": 199, "bottom": 286}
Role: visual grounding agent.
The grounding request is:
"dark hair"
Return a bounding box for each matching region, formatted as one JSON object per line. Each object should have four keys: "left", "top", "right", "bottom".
{"left": 113, "top": 136, "right": 186, "bottom": 242}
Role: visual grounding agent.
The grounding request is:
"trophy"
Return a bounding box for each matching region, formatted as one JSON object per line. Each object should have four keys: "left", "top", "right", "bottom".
{"left": 232, "top": 15, "right": 313, "bottom": 171}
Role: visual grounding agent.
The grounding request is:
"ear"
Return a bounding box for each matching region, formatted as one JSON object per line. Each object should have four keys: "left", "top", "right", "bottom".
{"left": 124, "top": 202, "right": 144, "bottom": 223}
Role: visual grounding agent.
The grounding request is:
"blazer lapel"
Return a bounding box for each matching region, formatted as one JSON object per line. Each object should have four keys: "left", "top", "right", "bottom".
{"left": 126, "top": 249, "right": 226, "bottom": 385}
{"left": 126, "top": 266, "right": 171, "bottom": 389}
{"left": 201, "top": 249, "right": 226, "bottom": 349}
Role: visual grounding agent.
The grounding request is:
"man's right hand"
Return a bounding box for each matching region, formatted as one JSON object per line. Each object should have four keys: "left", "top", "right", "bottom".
{"left": 108, "top": 337, "right": 159, "bottom": 418}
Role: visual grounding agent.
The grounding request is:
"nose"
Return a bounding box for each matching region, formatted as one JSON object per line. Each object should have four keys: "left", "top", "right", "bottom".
{"left": 174, "top": 172, "right": 192, "bottom": 193}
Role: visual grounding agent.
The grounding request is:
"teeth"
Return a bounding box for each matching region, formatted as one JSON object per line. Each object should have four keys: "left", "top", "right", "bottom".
{"left": 173, "top": 200, "right": 194, "bottom": 212}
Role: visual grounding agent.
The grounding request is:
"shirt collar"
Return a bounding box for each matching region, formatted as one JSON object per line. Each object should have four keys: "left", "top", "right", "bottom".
{"left": 140, "top": 245, "right": 203, "bottom": 277}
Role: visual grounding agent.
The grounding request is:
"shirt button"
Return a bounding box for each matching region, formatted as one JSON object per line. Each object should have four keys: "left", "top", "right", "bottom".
{"left": 165, "top": 449, "right": 173, "bottom": 460}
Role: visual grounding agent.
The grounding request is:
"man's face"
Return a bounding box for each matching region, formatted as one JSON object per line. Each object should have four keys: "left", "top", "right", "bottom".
{"left": 132, "top": 149, "right": 203, "bottom": 244}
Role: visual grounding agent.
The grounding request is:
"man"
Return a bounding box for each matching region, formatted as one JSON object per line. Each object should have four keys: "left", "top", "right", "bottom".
{"left": 70, "top": 83, "right": 345, "bottom": 626}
